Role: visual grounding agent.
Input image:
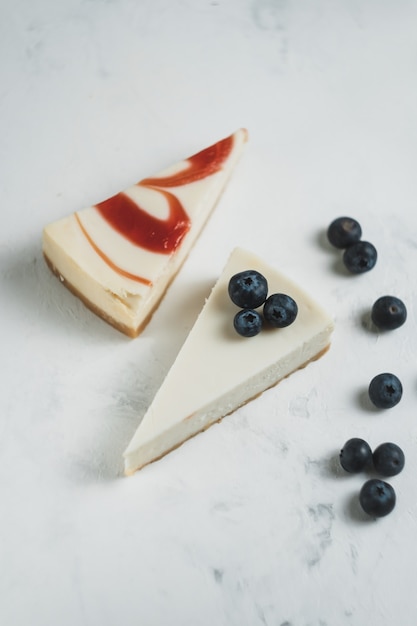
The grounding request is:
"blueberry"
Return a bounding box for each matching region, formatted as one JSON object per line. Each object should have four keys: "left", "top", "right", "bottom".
{"left": 327, "top": 216, "right": 362, "bottom": 249}
{"left": 368, "top": 373, "right": 403, "bottom": 409}
{"left": 233, "top": 309, "right": 263, "bottom": 337}
{"left": 339, "top": 438, "right": 373, "bottom": 473}
{"left": 228, "top": 270, "right": 268, "bottom": 309}
{"left": 359, "top": 479, "right": 396, "bottom": 517}
{"left": 371, "top": 295, "right": 407, "bottom": 330}
{"left": 373, "top": 442, "right": 405, "bottom": 477}
{"left": 263, "top": 293, "right": 298, "bottom": 328}
{"left": 342, "top": 241, "right": 377, "bottom": 274}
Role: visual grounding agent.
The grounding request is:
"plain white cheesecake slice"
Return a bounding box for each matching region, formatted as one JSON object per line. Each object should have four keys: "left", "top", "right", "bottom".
{"left": 43, "top": 128, "right": 248, "bottom": 337}
{"left": 124, "top": 247, "right": 334, "bottom": 474}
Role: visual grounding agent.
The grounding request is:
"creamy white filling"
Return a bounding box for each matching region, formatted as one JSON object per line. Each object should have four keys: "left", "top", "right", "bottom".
{"left": 123, "top": 247, "right": 334, "bottom": 473}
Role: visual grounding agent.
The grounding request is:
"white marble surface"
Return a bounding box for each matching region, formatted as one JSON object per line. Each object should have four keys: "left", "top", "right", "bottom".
{"left": 2, "top": 1, "right": 417, "bottom": 624}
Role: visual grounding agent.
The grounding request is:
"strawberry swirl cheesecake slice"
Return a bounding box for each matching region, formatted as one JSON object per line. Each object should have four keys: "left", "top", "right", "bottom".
{"left": 43, "top": 128, "right": 248, "bottom": 337}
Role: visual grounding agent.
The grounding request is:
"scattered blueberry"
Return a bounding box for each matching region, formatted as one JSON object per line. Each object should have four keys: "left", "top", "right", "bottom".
{"left": 371, "top": 295, "right": 407, "bottom": 330}
{"left": 327, "top": 216, "right": 362, "bottom": 249}
{"left": 263, "top": 293, "right": 298, "bottom": 328}
{"left": 373, "top": 442, "right": 405, "bottom": 477}
{"left": 228, "top": 270, "right": 268, "bottom": 309}
{"left": 359, "top": 479, "right": 396, "bottom": 517}
{"left": 233, "top": 309, "right": 263, "bottom": 337}
{"left": 342, "top": 241, "right": 377, "bottom": 274}
{"left": 368, "top": 373, "right": 403, "bottom": 409}
{"left": 339, "top": 438, "right": 373, "bottom": 473}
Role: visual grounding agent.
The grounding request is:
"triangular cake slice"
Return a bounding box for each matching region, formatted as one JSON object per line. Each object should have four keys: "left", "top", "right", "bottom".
{"left": 42, "top": 128, "right": 248, "bottom": 337}
{"left": 124, "top": 247, "right": 334, "bottom": 474}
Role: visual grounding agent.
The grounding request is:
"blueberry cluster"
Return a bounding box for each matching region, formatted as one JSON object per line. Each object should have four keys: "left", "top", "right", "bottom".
{"left": 228, "top": 270, "right": 298, "bottom": 337}
{"left": 339, "top": 438, "right": 405, "bottom": 517}
{"left": 327, "top": 216, "right": 377, "bottom": 273}
{"left": 326, "top": 217, "right": 409, "bottom": 518}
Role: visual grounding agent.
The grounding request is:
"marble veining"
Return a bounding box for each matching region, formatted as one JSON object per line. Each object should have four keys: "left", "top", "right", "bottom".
{"left": 305, "top": 503, "right": 335, "bottom": 567}
{"left": 252, "top": 0, "right": 289, "bottom": 32}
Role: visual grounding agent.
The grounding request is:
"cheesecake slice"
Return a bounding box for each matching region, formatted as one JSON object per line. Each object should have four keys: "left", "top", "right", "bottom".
{"left": 43, "top": 128, "right": 248, "bottom": 337}
{"left": 124, "top": 247, "right": 334, "bottom": 474}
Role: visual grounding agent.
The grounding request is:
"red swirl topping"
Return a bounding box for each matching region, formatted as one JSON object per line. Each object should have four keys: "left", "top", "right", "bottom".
{"left": 74, "top": 213, "right": 152, "bottom": 285}
{"left": 95, "top": 188, "right": 191, "bottom": 254}
{"left": 140, "top": 134, "right": 233, "bottom": 188}
{"left": 77, "top": 132, "right": 238, "bottom": 282}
